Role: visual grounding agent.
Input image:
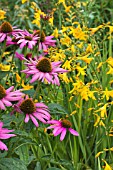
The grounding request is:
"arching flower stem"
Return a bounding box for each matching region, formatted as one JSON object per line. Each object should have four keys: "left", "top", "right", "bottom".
{"left": 33, "top": 81, "right": 41, "bottom": 100}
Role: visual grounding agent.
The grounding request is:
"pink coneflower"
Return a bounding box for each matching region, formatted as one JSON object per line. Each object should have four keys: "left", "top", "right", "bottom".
{"left": 33, "top": 30, "right": 56, "bottom": 53}
{"left": 15, "top": 30, "right": 39, "bottom": 49}
{"left": 21, "top": 56, "right": 68, "bottom": 86}
{"left": 0, "top": 84, "right": 23, "bottom": 110}
{"left": 0, "top": 122, "right": 16, "bottom": 151}
{"left": 11, "top": 96, "right": 51, "bottom": 127}
{"left": 47, "top": 119, "right": 79, "bottom": 141}
{"left": 0, "top": 21, "right": 23, "bottom": 42}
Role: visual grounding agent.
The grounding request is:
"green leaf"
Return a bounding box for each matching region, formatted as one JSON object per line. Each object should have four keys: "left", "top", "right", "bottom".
{"left": 0, "top": 71, "right": 9, "bottom": 80}
{"left": 48, "top": 103, "right": 67, "bottom": 115}
{"left": 47, "top": 168, "right": 61, "bottom": 170}
{"left": 0, "top": 158, "right": 27, "bottom": 170}
{"left": 34, "top": 162, "right": 41, "bottom": 170}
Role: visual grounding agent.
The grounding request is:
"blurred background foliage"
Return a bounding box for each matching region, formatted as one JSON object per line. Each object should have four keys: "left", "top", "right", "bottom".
{"left": 0, "top": 0, "right": 113, "bottom": 29}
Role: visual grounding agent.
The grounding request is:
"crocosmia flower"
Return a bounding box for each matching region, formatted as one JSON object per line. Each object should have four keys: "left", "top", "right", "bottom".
{"left": 0, "top": 85, "right": 23, "bottom": 110}
{"left": 0, "top": 122, "right": 16, "bottom": 151}
{"left": 47, "top": 119, "right": 79, "bottom": 141}
{"left": 0, "top": 21, "right": 23, "bottom": 42}
{"left": 21, "top": 57, "right": 68, "bottom": 86}
{"left": 11, "top": 96, "right": 51, "bottom": 127}
{"left": 33, "top": 30, "right": 56, "bottom": 52}
{"left": 15, "top": 30, "right": 39, "bottom": 49}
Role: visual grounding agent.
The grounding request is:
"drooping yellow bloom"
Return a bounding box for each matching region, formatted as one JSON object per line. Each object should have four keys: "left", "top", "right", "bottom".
{"left": 95, "top": 151, "right": 104, "bottom": 158}
{"left": 0, "top": 9, "right": 6, "bottom": 20}
{"left": 0, "top": 64, "right": 10, "bottom": 71}
{"left": 106, "top": 57, "right": 113, "bottom": 67}
{"left": 107, "top": 65, "right": 113, "bottom": 74}
{"left": 95, "top": 104, "right": 108, "bottom": 118}
{"left": 94, "top": 114, "right": 105, "bottom": 127}
{"left": 15, "top": 73, "right": 21, "bottom": 83}
{"left": 90, "top": 25, "right": 103, "bottom": 35}
{"left": 16, "top": 73, "right": 33, "bottom": 90}
{"left": 77, "top": 54, "right": 93, "bottom": 64}
{"left": 21, "top": 80, "right": 33, "bottom": 90}
{"left": 102, "top": 160, "right": 112, "bottom": 170}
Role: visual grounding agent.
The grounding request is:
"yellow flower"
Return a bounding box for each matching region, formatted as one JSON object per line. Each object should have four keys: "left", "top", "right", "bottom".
{"left": 0, "top": 64, "right": 10, "bottom": 71}
{"left": 77, "top": 54, "right": 93, "bottom": 64}
{"left": 86, "top": 44, "right": 93, "bottom": 53}
{"left": 59, "top": 73, "right": 70, "bottom": 84}
{"left": 95, "top": 151, "right": 104, "bottom": 158}
{"left": 76, "top": 65, "right": 87, "bottom": 76}
{"left": 77, "top": 42, "right": 84, "bottom": 49}
{"left": 21, "top": 80, "right": 33, "bottom": 90}
{"left": 52, "top": 28, "right": 59, "bottom": 38}
{"left": 90, "top": 25, "right": 103, "bottom": 35}
{"left": 95, "top": 104, "right": 108, "bottom": 118}
{"left": 57, "top": 0, "right": 65, "bottom": 5}
{"left": 0, "top": 9, "right": 6, "bottom": 20}
{"left": 60, "top": 34, "right": 71, "bottom": 46}
{"left": 49, "top": 16, "right": 54, "bottom": 26}
{"left": 107, "top": 65, "right": 113, "bottom": 74}
{"left": 106, "top": 57, "right": 113, "bottom": 67}
{"left": 70, "top": 25, "right": 88, "bottom": 41}
{"left": 102, "top": 88, "right": 113, "bottom": 101}
{"left": 94, "top": 114, "right": 105, "bottom": 127}
{"left": 32, "top": 9, "right": 46, "bottom": 27}
{"left": 21, "top": 0, "right": 28, "bottom": 4}
{"left": 102, "top": 159, "right": 112, "bottom": 170}
{"left": 16, "top": 73, "right": 33, "bottom": 90}
{"left": 62, "top": 60, "right": 72, "bottom": 70}
{"left": 15, "top": 73, "right": 21, "bottom": 83}
{"left": 70, "top": 110, "right": 77, "bottom": 115}
{"left": 64, "top": 5, "right": 72, "bottom": 13}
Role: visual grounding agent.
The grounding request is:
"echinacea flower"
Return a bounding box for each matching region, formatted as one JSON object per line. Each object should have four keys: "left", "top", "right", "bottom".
{"left": 0, "top": 21, "right": 23, "bottom": 42}
{"left": 0, "top": 84, "right": 23, "bottom": 110}
{"left": 15, "top": 30, "right": 39, "bottom": 49}
{"left": 47, "top": 119, "right": 79, "bottom": 141}
{"left": 11, "top": 96, "right": 51, "bottom": 127}
{"left": 21, "top": 56, "right": 68, "bottom": 86}
{"left": 33, "top": 30, "right": 56, "bottom": 53}
{"left": 0, "top": 122, "right": 16, "bottom": 150}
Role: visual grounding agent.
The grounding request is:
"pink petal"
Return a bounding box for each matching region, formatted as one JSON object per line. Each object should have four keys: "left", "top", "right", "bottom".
{"left": 6, "top": 86, "right": 14, "bottom": 93}
{"left": 30, "top": 73, "right": 40, "bottom": 83}
{"left": 2, "top": 98, "right": 12, "bottom": 106}
{"left": 47, "top": 125, "right": 58, "bottom": 129}
{"left": 60, "top": 128, "right": 67, "bottom": 141}
{"left": 33, "top": 113, "right": 46, "bottom": 123}
{"left": 47, "top": 120, "right": 60, "bottom": 124}
{"left": 0, "top": 134, "right": 16, "bottom": 139}
{"left": 54, "top": 127, "right": 64, "bottom": 136}
{"left": 24, "top": 114, "right": 30, "bottom": 123}
{"left": 0, "top": 141, "right": 8, "bottom": 150}
{"left": 68, "top": 128, "right": 79, "bottom": 136}
{"left": 30, "top": 115, "right": 39, "bottom": 127}
{"left": 0, "top": 100, "right": 6, "bottom": 110}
